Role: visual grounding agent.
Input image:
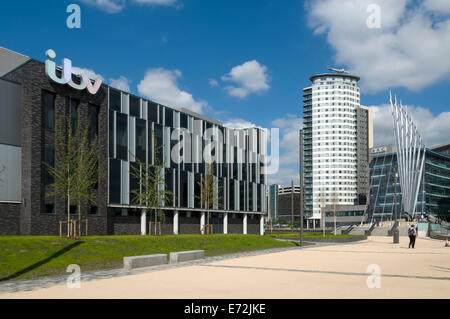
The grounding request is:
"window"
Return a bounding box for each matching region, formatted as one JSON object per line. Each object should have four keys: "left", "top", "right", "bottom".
{"left": 136, "top": 119, "right": 146, "bottom": 163}
{"left": 148, "top": 101, "right": 158, "bottom": 123}
{"left": 43, "top": 91, "right": 55, "bottom": 131}
{"left": 153, "top": 123, "right": 163, "bottom": 164}
{"left": 129, "top": 161, "right": 140, "bottom": 205}
{"left": 165, "top": 169, "right": 174, "bottom": 206}
{"left": 109, "top": 158, "right": 121, "bottom": 204}
{"left": 180, "top": 170, "right": 188, "bottom": 208}
{"left": 195, "top": 173, "right": 202, "bottom": 209}
{"left": 89, "top": 206, "right": 98, "bottom": 215}
{"left": 159, "top": 106, "right": 164, "bottom": 124}
{"left": 109, "top": 89, "right": 121, "bottom": 112}
{"left": 116, "top": 113, "right": 128, "bottom": 160}
{"left": 180, "top": 113, "right": 188, "bottom": 129}
{"left": 44, "top": 204, "right": 54, "bottom": 214}
{"left": 109, "top": 110, "right": 115, "bottom": 158}
{"left": 70, "top": 205, "right": 78, "bottom": 215}
{"left": 130, "top": 95, "right": 140, "bottom": 117}
{"left": 44, "top": 148, "right": 55, "bottom": 185}
{"left": 165, "top": 107, "right": 173, "bottom": 127}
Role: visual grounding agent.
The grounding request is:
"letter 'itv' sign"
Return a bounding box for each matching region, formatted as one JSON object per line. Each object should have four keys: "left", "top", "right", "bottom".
{"left": 45, "top": 49, "right": 102, "bottom": 94}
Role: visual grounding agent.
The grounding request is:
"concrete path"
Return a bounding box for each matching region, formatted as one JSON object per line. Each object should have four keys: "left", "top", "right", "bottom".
{"left": 1, "top": 237, "right": 449, "bottom": 299}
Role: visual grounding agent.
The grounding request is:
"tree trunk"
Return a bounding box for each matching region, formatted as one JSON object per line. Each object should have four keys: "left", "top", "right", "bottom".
{"left": 67, "top": 193, "right": 71, "bottom": 238}
{"left": 207, "top": 210, "right": 210, "bottom": 235}
{"left": 334, "top": 213, "right": 337, "bottom": 236}
{"left": 322, "top": 211, "right": 325, "bottom": 237}
{"left": 78, "top": 200, "right": 81, "bottom": 237}
{"left": 154, "top": 209, "right": 158, "bottom": 235}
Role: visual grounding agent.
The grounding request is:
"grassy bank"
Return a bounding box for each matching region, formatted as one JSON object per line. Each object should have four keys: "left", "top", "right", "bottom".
{"left": 265, "top": 232, "right": 361, "bottom": 239}
{"left": 0, "top": 234, "right": 296, "bottom": 282}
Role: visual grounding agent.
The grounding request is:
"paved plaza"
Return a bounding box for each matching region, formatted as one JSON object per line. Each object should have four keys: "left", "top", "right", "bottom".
{"left": 1, "top": 237, "right": 450, "bottom": 299}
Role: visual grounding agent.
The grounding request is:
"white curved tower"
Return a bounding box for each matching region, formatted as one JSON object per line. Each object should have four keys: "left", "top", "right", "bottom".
{"left": 302, "top": 71, "right": 369, "bottom": 225}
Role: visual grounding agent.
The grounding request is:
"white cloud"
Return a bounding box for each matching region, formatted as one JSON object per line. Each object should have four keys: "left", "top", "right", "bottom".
{"left": 423, "top": 0, "right": 450, "bottom": 14}
{"left": 71, "top": 67, "right": 105, "bottom": 82}
{"left": 209, "top": 79, "right": 219, "bottom": 87}
{"left": 137, "top": 68, "right": 206, "bottom": 113}
{"left": 222, "top": 118, "right": 257, "bottom": 129}
{"left": 369, "top": 103, "right": 450, "bottom": 148}
{"left": 267, "top": 167, "right": 299, "bottom": 186}
{"left": 271, "top": 114, "right": 303, "bottom": 165}
{"left": 307, "top": 0, "right": 450, "bottom": 93}
{"left": 262, "top": 114, "right": 303, "bottom": 186}
{"left": 79, "top": 0, "right": 126, "bottom": 13}
{"left": 109, "top": 76, "right": 130, "bottom": 92}
{"left": 221, "top": 60, "right": 270, "bottom": 98}
{"left": 80, "top": 0, "right": 179, "bottom": 13}
{"left": 134, "top": 0, "right": 176, "bottom": 6}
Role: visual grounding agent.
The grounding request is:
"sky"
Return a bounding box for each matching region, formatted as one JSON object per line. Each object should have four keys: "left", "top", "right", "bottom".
{"left": 1, "top": 0, "right": 449, "bottom": 186}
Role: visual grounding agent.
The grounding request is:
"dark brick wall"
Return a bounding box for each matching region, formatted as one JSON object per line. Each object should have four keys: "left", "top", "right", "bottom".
{"left": 228, "top": 215, "right": 243, "bottom": 234}
{"left": 179, "top": 214, "right": 201, "bottom": 234}
{"left": 0, "top": 203, "right": 20, "bottom": 235}
{"left": 248, "top": 214, "right": 260, "bottom": 235}
{"left": 4, "top": 59, "right": 108, "bottom": 235}
{"left": 109, "top": 216, "right": 141, "bottom": 235}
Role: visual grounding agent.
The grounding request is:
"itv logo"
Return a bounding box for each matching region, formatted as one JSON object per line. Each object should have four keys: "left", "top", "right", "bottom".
{"left": 45, "top": 49, "right": 102, "bottom": 95}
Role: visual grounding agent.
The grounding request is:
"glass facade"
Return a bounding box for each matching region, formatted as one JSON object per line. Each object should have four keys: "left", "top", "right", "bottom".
{"left": 107, "top": 87, "right": 267, "bottom": 215}
{"left": 368, "top": 149, "right": 450, "bottom": 221}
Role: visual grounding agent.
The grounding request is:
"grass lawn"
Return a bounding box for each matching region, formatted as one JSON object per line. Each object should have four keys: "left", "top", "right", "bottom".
{"left": 0, "top": 234, "right": 297, "bottom": 282}
{"left": 265, "top": 232, "right": 362, "bottom": 239}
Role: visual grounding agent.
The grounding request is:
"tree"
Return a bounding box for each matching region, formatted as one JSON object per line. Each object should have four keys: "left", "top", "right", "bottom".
{"left": 330, "top": 190, "right": 339, "bottom": 236}
{"left": 319, "top": 191, "right": 328, "bottom": 237}
{"left": 129, "top": 133, "right": 172, "bottom": 235}
{"left": 196, "top": 162, "right": 222, "bottom": 235}
{"left": 72, "top": 112, "right": 104, "bottom": 237}
{"left": 44, "top": 114, "right": 79, "bottom": 238}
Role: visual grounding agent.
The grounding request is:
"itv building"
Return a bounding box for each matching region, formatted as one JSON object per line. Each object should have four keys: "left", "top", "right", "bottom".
{"left": 0, "top": 47, "right": 268, "bottom": 236}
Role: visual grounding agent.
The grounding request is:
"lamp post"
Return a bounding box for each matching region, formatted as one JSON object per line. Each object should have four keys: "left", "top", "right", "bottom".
{"left": 393, "top": 167, "right": 399, "bottom": 244}
{"left": 299, "top": 129, "right": 304, "bottom": 247}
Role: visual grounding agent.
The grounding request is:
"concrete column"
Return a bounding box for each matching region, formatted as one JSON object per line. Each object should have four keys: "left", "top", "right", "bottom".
{"left": 243, "top": 213, "right": 247, "bottom": 235}
{"left": 313, "top": 219, "right": 316, "bottom": 229}
{"left": 223, "top": 213, "right": 228, "bottom": 234}
{"left": 173, "top": 211, "right": 179, "bottom": 235}
{"left": 260, "top": 215, "right": 265, "bottom": 236}
{"left": 200, "top": 212, "right": 205, "bottom": 234}
{"left": 140, "top": 210, "right": 146, "bottom": 235}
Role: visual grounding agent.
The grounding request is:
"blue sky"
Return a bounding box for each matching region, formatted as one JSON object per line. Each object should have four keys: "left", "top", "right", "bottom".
{"left": 1, "top": 0, "right": 449, "bottom": 185}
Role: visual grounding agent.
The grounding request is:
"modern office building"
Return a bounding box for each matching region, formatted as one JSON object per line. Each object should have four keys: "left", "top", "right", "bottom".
{"left": 301, "top": 69, "right": 372, "bottom": 227}
{"left": 277, "top": 184, "right": 301, "bottom": 224}
{"left": 368, "top": 144, "right": 450, "bottom": 221}
{"left": 0, "top": 47, "right": 268, "bottom": 235}
{"left": 267, "top": 184, "right": 279, "bottom": 221}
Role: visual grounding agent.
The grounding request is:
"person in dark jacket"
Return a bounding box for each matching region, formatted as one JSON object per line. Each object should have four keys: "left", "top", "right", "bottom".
{"left": 408, "top": 224, "right": 417, "bottom": 248}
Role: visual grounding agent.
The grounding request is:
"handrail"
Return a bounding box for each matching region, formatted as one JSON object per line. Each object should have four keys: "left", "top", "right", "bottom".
{"left": 390, "top": 221, "right": 398, "bottom": 233}
{"left": 369, "top": 222, "right": 377, "bottom": 232}
{"left": 346, "top": 223, "right": 357, "bottom": 233}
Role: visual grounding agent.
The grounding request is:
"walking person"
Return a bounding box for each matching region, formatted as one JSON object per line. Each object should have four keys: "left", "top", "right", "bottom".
{"left": 408, "top": 224, "right": 417, "bottom": 248}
